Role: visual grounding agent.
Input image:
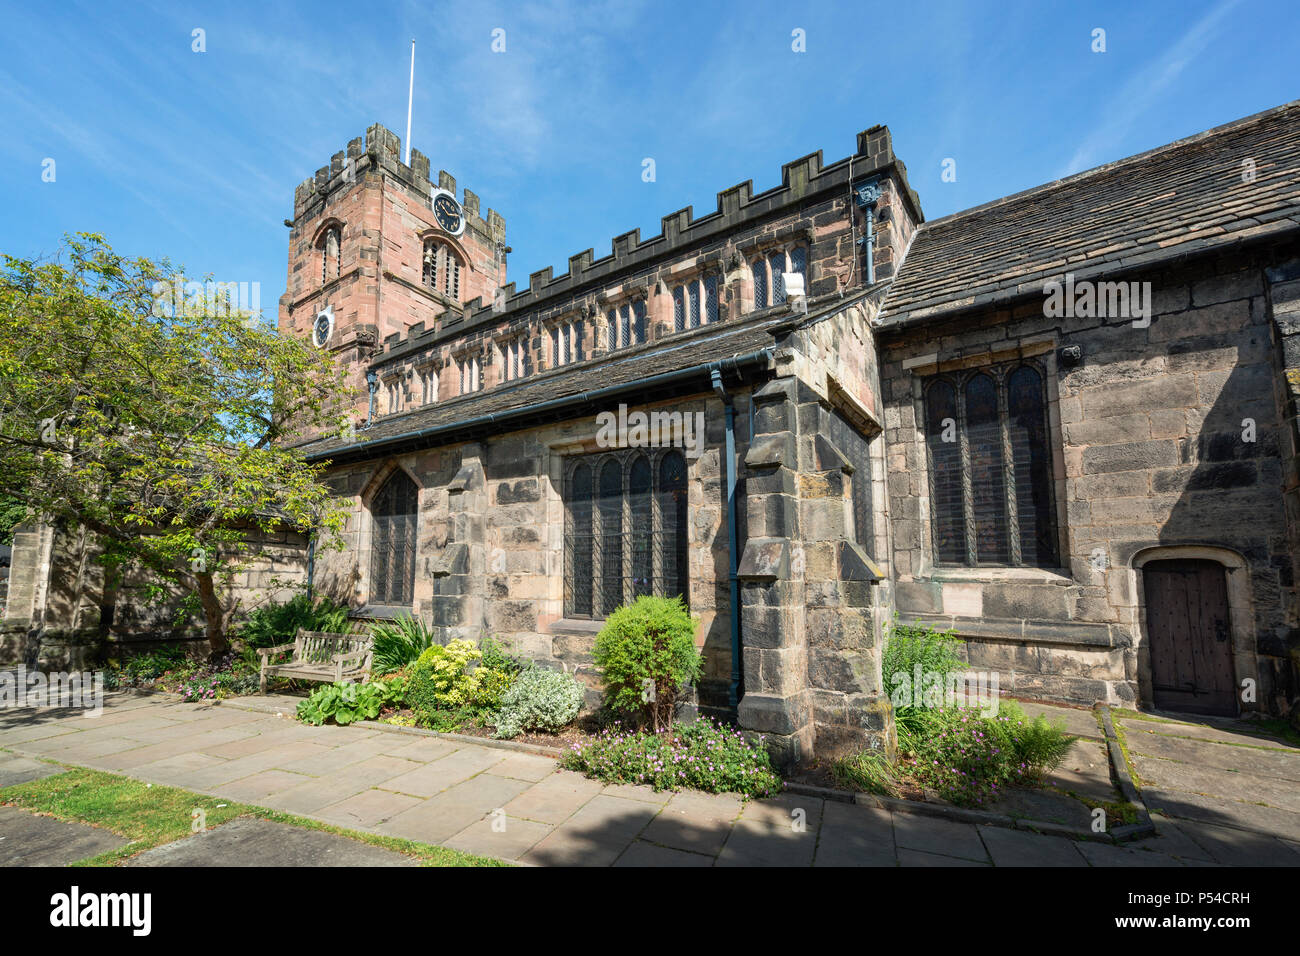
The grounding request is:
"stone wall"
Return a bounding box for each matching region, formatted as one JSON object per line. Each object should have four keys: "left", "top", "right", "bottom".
{"left": 880, "top": 240, "right": 1300, "bottom": 714}
{"left": 1, "top": 520, "right": 309, "bottom": 668}
{"left": 313, "top": 390, "right": 753, "bottom": 709}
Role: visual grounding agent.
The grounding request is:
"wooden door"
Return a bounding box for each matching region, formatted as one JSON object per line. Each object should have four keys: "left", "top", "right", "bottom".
{"left": 1142, "top": 559, "right": 1236, "bottom": 716}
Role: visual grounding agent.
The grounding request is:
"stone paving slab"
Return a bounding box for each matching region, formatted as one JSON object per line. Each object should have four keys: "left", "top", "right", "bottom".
{"left": 1017, "top": 702, "right": 1103, "bottom": 740}
{"left": 0, "top": 805, "right": 129, "bottom": 865}
{"left": 716, "top": 794, "right": 822, "bottom": 867}
{"left": 1171, "top": 818, "right": 1300, "bottom": 867}
{"left": 813, "top": 800, "right": 897, "bottom": 867}
{"left": 3, "top": 695, "right": 1293, "bottom": 868}
{"left": 641, "top": 790, "right": 744, "bottom": 856}
{"left": 897, "top": 847, "right": 989, "bottom": 866}
{"left": 891, "top": 812, "right": 988, "bottom": 862}
{"left": 1127, "top": 729, "right": 1300, "bottom": 782}
{"left": 443, "top": 814, "right": 552, "bottom": 861}
{"left": 1134, "top": 754, "right": 1300, "bottom": 814}
{"left": 1043, "top": 738, "right": 1118, "bottom": 802}
{"left": 1074, "top": 840, "right": 1186, "bottom": 867}
{"left": 486, "top": 752, "right": 560, "bottom": 783}
{"left": 125, "top": 818, "right": 417, "bottom": 867}
{"left": 0, "top": 753, "right": 65, "bottom": 789}
{"left": 614, "top": 840, "right": 715, "bottom": 867}
{"left": 978, "top": 826, "right": 1087, "bottom": 866}
{"left": 503, "top": 771, "right": 604, "bottom": 825}
{"left": 1116, "top": 712, "right": 1295, "bottom": 749}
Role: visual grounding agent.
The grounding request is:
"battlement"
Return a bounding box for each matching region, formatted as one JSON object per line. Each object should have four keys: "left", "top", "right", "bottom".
{"left": 366, "top": 122, "right": 922, "bottom": 363}
{"left": 291, "top": 124, "right": 506, "bottom": 244}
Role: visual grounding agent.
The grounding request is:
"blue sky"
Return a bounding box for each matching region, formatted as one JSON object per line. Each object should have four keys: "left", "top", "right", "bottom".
{"left": 1, "top": 0, "right": 1295, "bottom": 319}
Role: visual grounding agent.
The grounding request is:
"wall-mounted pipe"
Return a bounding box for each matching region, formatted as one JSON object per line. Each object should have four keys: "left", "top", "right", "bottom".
{"left": 710, "top": 365, "right": 743, "bottom": 710}
{"left": 365, "top": 370, "right": 379, "bottom": 428}
{"left": 854, "top": 178, "right": 882, "bottom": 286}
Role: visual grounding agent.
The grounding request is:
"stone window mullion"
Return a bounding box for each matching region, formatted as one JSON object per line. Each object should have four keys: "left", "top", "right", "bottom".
{"left": 956, "top": 375, "right": 977, "bottom": 566}
{"left": 590, "top": 463, "right": 605, "bottom": 617}
{"left": 999, "top": 372, "right": 1023, "bottom": 566}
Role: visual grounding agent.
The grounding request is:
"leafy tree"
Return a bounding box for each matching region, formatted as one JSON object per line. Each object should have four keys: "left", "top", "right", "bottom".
{"left": 0, "top": 233, "right": 353, "bottom": 654}
{"left": 0, "top": 492, "right": 27, "bottom": 545}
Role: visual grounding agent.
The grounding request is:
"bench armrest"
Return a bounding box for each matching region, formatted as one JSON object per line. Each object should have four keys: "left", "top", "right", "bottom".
{"left": 258, "top": 643, "right": 297, "bottom": 659}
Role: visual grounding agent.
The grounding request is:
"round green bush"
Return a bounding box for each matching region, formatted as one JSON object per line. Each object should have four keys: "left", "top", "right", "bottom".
{"left": 593, "top": 595, "right": 702, "bottom": 732}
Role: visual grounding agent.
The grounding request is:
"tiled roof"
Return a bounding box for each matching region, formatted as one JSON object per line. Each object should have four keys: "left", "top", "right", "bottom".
{"left": 294, "top": 307, "right": 801, "bottom": 462}
{"left": 879, "top": 100, "right": 1300, "bottom": 327}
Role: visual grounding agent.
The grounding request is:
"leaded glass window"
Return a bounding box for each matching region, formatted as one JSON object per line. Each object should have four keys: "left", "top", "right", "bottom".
{"left": 369, "top": 470, "right": 418, "bottom": 606}
{"left": 922, "top": 361, "right": 1058, "bottom": 568}
{"left": 563, "top": 449, "right": 690, "bottom": 618}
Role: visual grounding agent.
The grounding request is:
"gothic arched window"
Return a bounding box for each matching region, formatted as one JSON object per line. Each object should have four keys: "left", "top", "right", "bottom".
{"left": 563, "top": 449, "right": 689, "bottom": 619}
{"left": 923, "top": 361, "right": 1057, "bottom": 568}
{"left": 422, "top": 239, "right": 462, "bottom": 299}
{"left": 369, "top": 469, "right": 419, "bottom": 606}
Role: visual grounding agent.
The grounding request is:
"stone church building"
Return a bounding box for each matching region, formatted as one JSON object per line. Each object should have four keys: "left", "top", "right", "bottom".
{"left": 6, "top": 100, "right": 1300, "bottom": 763}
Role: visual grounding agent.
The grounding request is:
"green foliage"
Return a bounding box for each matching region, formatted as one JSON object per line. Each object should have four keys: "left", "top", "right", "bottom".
{"left": 882, "top": 616, "right": 966, "bottom": 733}
{"left": 493, "top": 667, "right": 585, "bottom": 739}
{"left": 0, "top": 233, "right": 352, "bottom": 653}
{"left": 562, "top": 718, "right": 782, "bottom": 797}
{"left": 831, "top": 750, "right": 900, "bottom": 797}
{"left": 0, "top": 492, "right": 27, "bottom": 545}
{"left": 479, "top": 635, "right": 525, "bottom": 677}
{"left": 896, "top": 701, "right": 1075, "bottom": 806}
{"left": 297, "top": 678, "right": 405, "bottom": 726}
{"left": 405, "top": 640, "right": 515, "bottom": 730}
{"left": 592, "top": 596, "right": 702, "bottom": 732}
{"left": 119, "top": 646, "right": 189, "bottom": 684}
{"left": 369, "top": 614, "right": 436, "bottom": 675}
{"left": 236, "top": 593, "right": 351, "bottom": 649}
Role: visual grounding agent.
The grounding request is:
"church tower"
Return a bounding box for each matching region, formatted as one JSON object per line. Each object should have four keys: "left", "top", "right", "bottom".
{"left": 278, "top": 124, "right": 508, "bottom": 427}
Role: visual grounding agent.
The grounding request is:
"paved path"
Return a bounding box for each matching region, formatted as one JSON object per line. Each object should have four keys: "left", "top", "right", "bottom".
{"left": 1, "top": 693, "right": 1294, "bottom": 866}
{"left": 1116, "top": 709, "right": 1300, "bottom": 866}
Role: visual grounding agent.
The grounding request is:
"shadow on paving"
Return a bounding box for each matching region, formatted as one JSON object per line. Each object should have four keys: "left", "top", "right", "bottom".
{"left": 125, "top": 818, "right": 417, "bottom": 867}
{"left": 1116, "top": 710, "right": 1300, "bottom": 865}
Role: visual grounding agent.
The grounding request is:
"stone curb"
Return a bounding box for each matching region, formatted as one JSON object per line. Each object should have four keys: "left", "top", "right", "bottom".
{"left": 1095, "top": 703, "right": 1156, "bottom": 840}
{"left": 216, "top": 695, "right": 565, "bottom": 759}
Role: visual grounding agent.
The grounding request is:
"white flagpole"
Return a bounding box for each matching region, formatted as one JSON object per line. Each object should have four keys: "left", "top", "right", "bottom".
{"left": 404, "top": 38, "right": 415, "bottom": 166}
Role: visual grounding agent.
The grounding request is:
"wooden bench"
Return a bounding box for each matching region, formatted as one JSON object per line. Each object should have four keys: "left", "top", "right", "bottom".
{"left": 258, "top": 629, "right": 373, "bottom": 693}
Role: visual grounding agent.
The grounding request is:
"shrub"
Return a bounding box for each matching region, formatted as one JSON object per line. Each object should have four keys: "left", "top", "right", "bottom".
{"left": 297, "top": 678, "right": 405, "bottom": 726}
{"left": 896, "top": 702, "right": 1074, "bottom": 806}
{"left": 881, "top": 617, "right": 966, "bottom": 733}
{"left": 493, "top": 667, "right": 585, "bottom": 739}
{"left": 405, "top": 639, "right": 514, "bottom": 729}
{"left": 120, "top": 646, "right": 188, "bottom": 684}
{"left": 831, "top": 750, "right": 900, "bottom": 797}
{"left": 236, "top": 593, "right": 351, "bottom": 649}
{"left": 562, "top": 718, "right": 782, "bottom": 797}
{"left": 369, "top": 615, "right": 436, "bottom": 675}
{"left": 479, "top": 635, "right": 526, "bottom": 677}
{"left": 593, "top": 596, "right": 702, "bottom": 731}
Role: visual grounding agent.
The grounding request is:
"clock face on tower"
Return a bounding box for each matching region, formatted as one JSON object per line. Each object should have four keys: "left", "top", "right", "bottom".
{"left": 312, "top": 306, "right": 334, "bottom": 348}
{"left": 430, "top": 189, "right": 466, "bottom": 237}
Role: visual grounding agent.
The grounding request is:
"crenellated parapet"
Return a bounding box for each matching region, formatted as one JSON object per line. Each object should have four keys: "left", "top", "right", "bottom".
{"left": 290, "top": 124, "right": 506, "bottom": 247}
{"left": 366, "top": 123, "right": 923, "bottom": 367}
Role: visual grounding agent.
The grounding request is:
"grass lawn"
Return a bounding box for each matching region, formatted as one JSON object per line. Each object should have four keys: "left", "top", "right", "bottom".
{"left": 0, "top": 765, "right": 506, "bottom": 867}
